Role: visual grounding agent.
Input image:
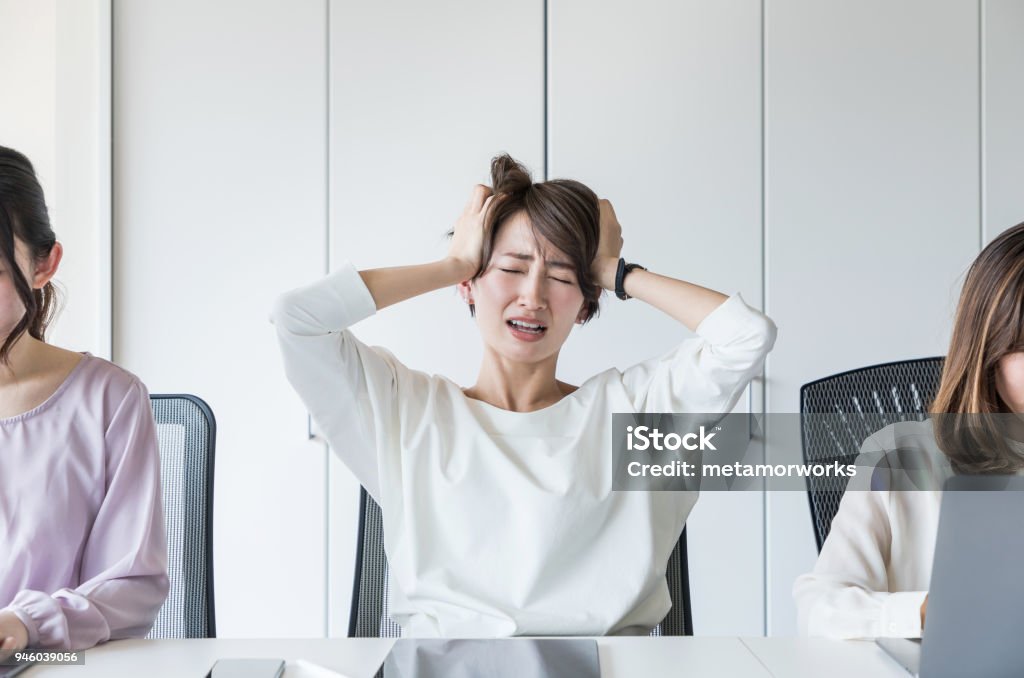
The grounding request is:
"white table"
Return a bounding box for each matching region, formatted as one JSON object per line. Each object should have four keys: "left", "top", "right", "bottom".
{"left": 21, "top": 637, "right": 908, "bottom": 677}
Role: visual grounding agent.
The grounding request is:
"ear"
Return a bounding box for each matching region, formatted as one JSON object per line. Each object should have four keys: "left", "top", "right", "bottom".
{"left": 575, "top": 303, "right": 589, "bottom": 325}
{"left": 31, "top": 242, "right": 62, "bottom": 289}
{"left": 457, "top": 279, "right": 474, "bottom": 305}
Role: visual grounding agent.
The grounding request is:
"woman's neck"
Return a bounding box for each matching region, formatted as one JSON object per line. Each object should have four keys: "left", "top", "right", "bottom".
{"left": 0, "top": 335, "right": 80, "bottom": 386}
{"left": 0, "top": 336, "right": 84, "bottom": 419}
{"left": 465, "top": 351, "right": 576, "bottom": 413}
{"left": 0, "top": 334, "right": 40, "bottom": 385}
{"left": 1003, "top": 414, "right": 1024, "bottom": 444}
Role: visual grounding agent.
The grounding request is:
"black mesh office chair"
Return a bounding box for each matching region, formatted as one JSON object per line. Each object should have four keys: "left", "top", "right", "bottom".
{"left": 348, "top": 487, "right": 694, "bottom": 637}
{"left": 147, "top": 394, "right": 217, "bottom": 638}
{"left": 800, "top": 357, "right": 944, "bottom": 551}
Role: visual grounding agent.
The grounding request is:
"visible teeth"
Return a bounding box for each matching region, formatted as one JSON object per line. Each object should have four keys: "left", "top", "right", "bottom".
{"left": 510, "top": 320, "right": 544, "bottom": 331}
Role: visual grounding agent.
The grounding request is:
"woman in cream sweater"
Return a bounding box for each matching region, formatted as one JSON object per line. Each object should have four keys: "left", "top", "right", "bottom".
{"left": 273, "top": 155, "right": 776, "bottom": 637}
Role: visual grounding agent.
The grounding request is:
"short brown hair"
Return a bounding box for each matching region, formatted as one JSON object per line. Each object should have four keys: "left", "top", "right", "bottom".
{"left": 469, "top": 154, "right": 601, "bottom": 323}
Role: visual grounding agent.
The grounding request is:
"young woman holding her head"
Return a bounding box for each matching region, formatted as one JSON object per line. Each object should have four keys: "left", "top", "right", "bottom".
{"left": 0, "top": 146, "right": 168, "bottom": 651}
{"left": 273, "top": 155, "right": 776, "bottom": 636}
{"left": 794, "top": 221, "right": 1024, "bottom": 639}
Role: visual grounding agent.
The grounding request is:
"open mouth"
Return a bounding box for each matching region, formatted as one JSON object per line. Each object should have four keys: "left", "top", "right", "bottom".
{"left": 506, "top": 319, "right": 547, "bottom": 335}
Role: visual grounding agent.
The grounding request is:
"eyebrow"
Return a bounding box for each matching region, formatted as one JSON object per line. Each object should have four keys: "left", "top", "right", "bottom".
{"left": 499, "top": 252, "right": 575, "bottom": 271}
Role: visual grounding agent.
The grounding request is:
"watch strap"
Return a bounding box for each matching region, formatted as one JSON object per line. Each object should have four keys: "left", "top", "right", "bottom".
{"left": 615, "top": 258, "right": 646, "bottom": 300}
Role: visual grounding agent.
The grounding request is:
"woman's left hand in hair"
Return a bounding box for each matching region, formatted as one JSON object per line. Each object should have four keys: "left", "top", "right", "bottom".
{"left": 592, "top": 199, "right": 729, "bottom": 331}
{"left": 593, "top": 199, "right": 624, "bottom": 290}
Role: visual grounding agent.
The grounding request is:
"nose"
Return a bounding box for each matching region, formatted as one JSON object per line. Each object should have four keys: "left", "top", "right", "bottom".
{"left": 518, "top": 270, "right": 547, "bottom": 310}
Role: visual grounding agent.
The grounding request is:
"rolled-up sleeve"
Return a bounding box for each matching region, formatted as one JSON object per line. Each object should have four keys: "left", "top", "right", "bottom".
{"left": 620, "top": 293, "right": 777, "bottom": 414}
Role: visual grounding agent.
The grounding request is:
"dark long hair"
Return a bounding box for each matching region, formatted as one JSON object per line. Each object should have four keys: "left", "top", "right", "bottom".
{"left": 0, "top": 146, "right": 59, "bottom": 363}
{"left": 469, "top": 154, "right": 602, "bottom": 322}
{"left": 931, "top": 221, "right": 1024, "bottom": 472}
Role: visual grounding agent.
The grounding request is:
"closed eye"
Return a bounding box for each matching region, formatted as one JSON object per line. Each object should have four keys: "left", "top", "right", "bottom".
{"left": 499, "top": 268, "right": 525, "bottom": 275}
{"left": 549, "top": 276, "right": 573, "bottom": 285}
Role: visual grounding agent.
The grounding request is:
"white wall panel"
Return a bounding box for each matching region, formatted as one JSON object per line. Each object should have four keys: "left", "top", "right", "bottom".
{"left": 52, "top": 0, "right": 111, "bottom": 358}
{"left": 549, "top": 0, "right": 765, "bottom": 635}
{"left": 765, "top": 0, "right": 979, "bottom": 635}
{"left": 984, "top": 0, "right": 1024, "bottom": 242}
{"left": 0, "top": 0, "right": 55, "bottom": 198}
{"left": 114, "top": 0, "right": 329, "bottom": 637}
{"left": 328, "top": 0, "right": 544, "bottom": 635}
{"left": 0, "top": 0, "right": 110, "bottom": 357}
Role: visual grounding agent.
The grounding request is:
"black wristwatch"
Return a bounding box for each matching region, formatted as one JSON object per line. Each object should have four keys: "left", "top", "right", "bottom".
{"left": 615, "top": 257, "right": 646, "bottom": 300}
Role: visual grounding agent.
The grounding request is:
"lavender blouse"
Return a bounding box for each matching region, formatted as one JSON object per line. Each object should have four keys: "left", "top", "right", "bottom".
{"left": 0, "top": 354, "right": 168, "bottom": 649}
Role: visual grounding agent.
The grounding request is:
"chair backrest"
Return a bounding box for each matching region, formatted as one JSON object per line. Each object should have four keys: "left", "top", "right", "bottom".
{"left": 800, "top": 357, "right": 944, "bottom": 551}
{"left": 349, "top": 487, "right": 693, "bottom": 637}
{"left": 147, "top": 394, "right": 217, "bottom": 638}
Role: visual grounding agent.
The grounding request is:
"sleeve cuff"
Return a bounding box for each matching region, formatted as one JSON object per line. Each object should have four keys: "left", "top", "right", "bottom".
{"left": 694, "top": 293, "right": 773, "bottom": 346}
{"left": 4, "top": 601, "right": 41, "bottom": 648}
{"left": 879, "top": 591, "right": 927, "bottom": 638}
{"left": 270, "top": 260, "right": 378, "bottom": 333}
{"left": 318, "top": 261, "right": 378, "bottom": 328}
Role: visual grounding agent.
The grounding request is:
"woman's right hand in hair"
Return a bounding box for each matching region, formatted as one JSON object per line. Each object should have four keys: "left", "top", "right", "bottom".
{"left": 355, "top": 186, "right": 497, "bottom": 311}
{"left": 447, "top": 184, "right": 495, "bottom": 279}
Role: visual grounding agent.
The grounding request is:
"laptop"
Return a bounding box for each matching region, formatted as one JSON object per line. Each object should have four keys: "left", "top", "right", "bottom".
{"left": 376, "top": 639, "right": 600, "bottom": 678}
{"left": 877, "top": 475, "right": 1024, "bottom": 676}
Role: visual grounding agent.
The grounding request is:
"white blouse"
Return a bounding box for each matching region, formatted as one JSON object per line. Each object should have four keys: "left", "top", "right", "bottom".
{"left": 793, "top": 421, "right": 943, "bottom": 639}
{"left": 272, "top": 262, "right": 776, "bottom": 637}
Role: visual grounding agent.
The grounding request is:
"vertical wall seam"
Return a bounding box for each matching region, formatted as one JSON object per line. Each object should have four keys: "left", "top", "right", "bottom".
{"left": 543, "top": 0, "right": 549, "bottom": 180}
{"left": 108, "top": 0, "right": 116, "bottom": 362}
{"left": 326, "top": 0, "right": 332, "bottom": 278}
{"left": 979, "top": 0, "right": 985, "bottom": 249}
{"left": 323, "top": 0, "right": 332, "bottom": 639}
{"left": 759, "top": 0, "right": 769, "bottom": 638}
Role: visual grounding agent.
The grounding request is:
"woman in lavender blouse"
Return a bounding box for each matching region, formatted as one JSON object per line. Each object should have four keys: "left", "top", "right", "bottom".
{"left": 0, "top": 146, "right": 168, "bottom": 651}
